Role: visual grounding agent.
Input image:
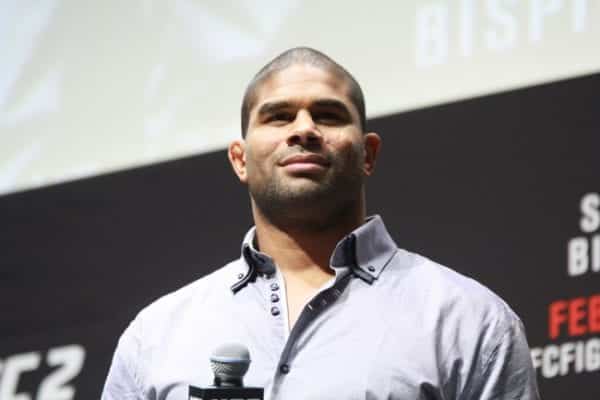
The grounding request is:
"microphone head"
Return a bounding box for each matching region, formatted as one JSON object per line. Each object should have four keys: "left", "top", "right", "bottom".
{"left": 209, "top": 343, "right": 251, "bottom": 387}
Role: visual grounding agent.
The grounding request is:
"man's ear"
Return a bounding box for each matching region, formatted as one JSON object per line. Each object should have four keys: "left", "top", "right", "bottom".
{"left": 228, "top": 139, "right": 248, "bottom": 183}
{"left": 363, "top": 132, "right": 381, "bottom": 176}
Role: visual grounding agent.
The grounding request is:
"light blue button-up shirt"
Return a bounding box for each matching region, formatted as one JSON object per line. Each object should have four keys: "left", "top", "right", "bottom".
{"left": 102, "top": 216, "right": 540, "bottom": 399}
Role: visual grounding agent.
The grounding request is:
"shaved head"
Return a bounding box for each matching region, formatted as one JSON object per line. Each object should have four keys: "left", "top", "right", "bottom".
{"left": 241, "top": 47, "right": 366, "bottom": 137}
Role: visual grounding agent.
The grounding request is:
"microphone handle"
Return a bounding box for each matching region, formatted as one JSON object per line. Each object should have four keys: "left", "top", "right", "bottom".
{"left": 189, "top": 385, "right": 264, "bottom": 400}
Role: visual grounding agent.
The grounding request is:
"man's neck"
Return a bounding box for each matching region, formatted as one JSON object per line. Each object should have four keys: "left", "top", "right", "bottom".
{"left": 251, "top": 202, "right": 365, "bottom": 275}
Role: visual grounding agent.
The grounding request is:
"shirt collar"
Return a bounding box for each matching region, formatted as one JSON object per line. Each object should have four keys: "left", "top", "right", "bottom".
{"left": 231, "top": 215, "right": 398, "bottom": 293}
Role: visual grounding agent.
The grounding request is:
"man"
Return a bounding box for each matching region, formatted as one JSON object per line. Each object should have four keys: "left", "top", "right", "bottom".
{"left": 102, "top": 47, "right": 540, "bottom": 399}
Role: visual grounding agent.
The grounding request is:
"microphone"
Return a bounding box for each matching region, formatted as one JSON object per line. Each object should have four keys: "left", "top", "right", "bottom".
{"left": 189, "top": 343, "right": 264, "bottom": 400}
{"left": 210, "top": 343, "right": 251, "bottom": 387}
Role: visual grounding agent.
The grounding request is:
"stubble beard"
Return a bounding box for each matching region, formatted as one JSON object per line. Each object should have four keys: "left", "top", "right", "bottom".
{"left": 248, "top": 144, "right": 365, "bottom": 232}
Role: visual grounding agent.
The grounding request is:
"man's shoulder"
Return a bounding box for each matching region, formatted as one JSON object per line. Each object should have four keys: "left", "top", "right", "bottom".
{"left": 393, "top": 249, "right": 520, "bottom": 326}
{"left": 134, "top": 258, "right": 245, "bottom": 325}
{"left": 384, "top": 251, "right": 539, "bottom": 399}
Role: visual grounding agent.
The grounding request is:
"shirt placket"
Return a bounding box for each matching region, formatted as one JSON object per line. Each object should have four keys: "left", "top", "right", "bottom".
{"left": 265, "top": 267, "right": 289, "bottom": 345}
{"left": 269, "top": 268, "right": 354, "bottom": 399}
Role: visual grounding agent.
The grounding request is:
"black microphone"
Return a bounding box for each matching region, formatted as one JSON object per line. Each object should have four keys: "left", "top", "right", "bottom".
{"left": 189, "top": 343, "right": 264, "bottom": 400}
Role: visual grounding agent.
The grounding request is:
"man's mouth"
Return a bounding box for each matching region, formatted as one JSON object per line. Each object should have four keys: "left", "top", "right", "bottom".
{"left": 279, "top": 153, "right": 330, "bottom": 174}
{"left": 280, "top": 153, "right": 330, "bottom": 166}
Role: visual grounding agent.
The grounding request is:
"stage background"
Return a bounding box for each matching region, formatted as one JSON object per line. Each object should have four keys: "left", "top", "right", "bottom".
{"left": 1, "top": 2, "right": 599, "bottom": 399}
{"left": 2, "top": 1, "right": 599, "bottom": 196}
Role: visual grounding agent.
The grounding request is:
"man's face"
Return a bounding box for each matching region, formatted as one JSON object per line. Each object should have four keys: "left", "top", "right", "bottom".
{"left": 229, "top": 64, "right": 379, "bottom": 217}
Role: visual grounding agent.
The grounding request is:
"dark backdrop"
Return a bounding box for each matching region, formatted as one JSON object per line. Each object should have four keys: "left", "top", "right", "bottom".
{"left": 1, "top": 73, "right": 599, "bottom": 399}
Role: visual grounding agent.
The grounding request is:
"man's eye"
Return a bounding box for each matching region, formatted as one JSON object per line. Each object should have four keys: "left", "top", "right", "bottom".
{"left": 268, "top": 112, "right": 293, "bottom": 123}
{"left": 315, "top": 112, "right": 342, "bottom": 124}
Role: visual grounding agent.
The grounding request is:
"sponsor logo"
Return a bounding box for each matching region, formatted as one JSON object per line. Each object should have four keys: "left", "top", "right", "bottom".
{"left": 0, "top": 345, "right": 85, "bottom": 400}
{"left": 568, "top": 193, "right": 600, "bottom": 277}
{"left": 530, "top": 193, "right": 600, "bottom": 379}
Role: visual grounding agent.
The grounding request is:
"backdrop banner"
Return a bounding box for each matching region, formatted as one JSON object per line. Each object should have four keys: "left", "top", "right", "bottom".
{"left": 1, "top": 73, "right": 599, "bottom": 399}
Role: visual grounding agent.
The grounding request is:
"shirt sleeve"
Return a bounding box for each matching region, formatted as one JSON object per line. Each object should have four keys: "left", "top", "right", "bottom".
{"left": 101, "top": 320, "right": 145, "bottom": 400}
{"left": 464, "top": 317, "right": 541, "bottom": 400}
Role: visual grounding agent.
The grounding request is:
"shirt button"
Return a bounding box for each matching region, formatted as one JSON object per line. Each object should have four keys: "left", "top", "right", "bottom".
{"left": 270, "top": 283, "right": 279, "bottom": 291}
{"left": 271, "top": 306, "right": 280, "bottom": 316}
{"left": 367, "top": 266, "right": 376, "bottom": 272}
{"left": 271, "top": 293, "right": 280, "bottom": 303}
{"left": 279, "top": 364, "right": 290, "bottom": 374}
{"left": 237, "top": 273, "right": 244, "bottom": 280}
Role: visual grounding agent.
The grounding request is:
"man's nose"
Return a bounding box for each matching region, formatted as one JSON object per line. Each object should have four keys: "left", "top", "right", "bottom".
{"left": 286, "top": 110, "right": 322, "bottom": 147}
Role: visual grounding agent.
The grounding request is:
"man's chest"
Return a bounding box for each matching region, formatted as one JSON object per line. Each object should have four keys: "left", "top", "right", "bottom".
{"left": 146, "top": 284, "right": 454, "bottom": 400}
